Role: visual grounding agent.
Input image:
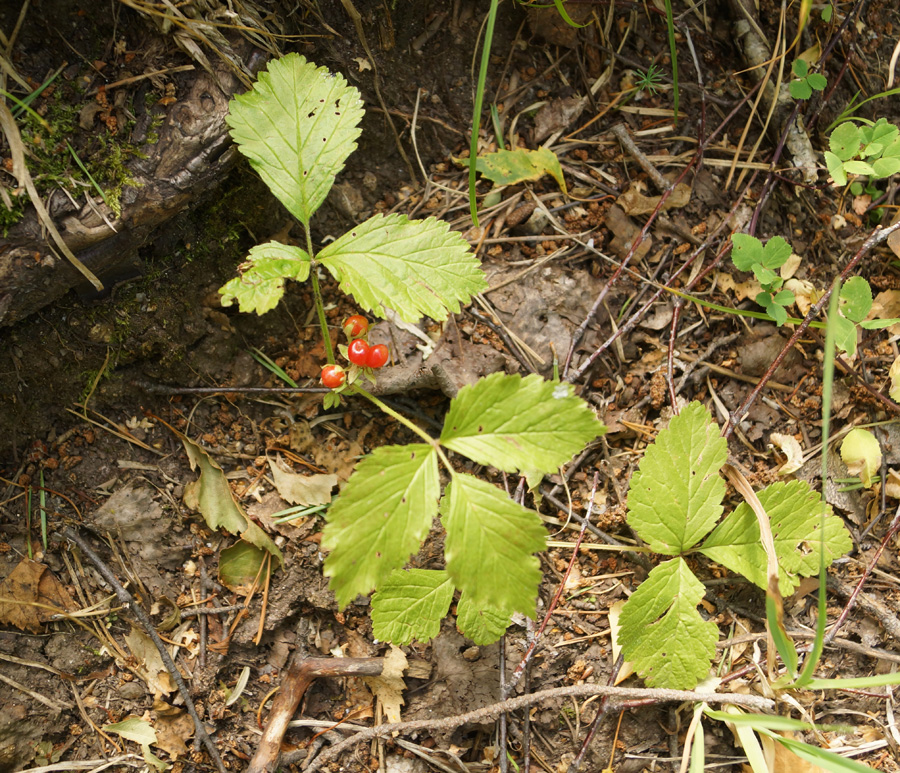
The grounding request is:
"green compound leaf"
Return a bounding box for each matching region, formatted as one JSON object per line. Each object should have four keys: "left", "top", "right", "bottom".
{"left": 456, "top": 592, "right": 513, "bottom": 645}
{"left": 760, "top": 235, "right": 792, "bottom": 269}
{"left": 618, "top": 558, "right": 718, "bottom": 688}
{"left": 474, "top": 146, "right": 567, "bottom": 193}
{"left": 442, "top": 473, "right": 546, "bottom": 618}
{"left": 226, "top": 53, "right": 364, "bottom": 226}
{"left": 839, "top": 276, "right": 872, "bottom": 323}
{"left": 322, "top": 444, "right": 439, "bottom": 608}
{"left": 789, "top": 80, "right": 812, "bottom": 100}
{"left": 627, "top": 401, "right": 727, "bottom": 554}
{"left": 372, "top": 569, "right": 455, "bottom": 645}
{"left": 317, "top": 213, "right": 488, "bottom": 324}
{"left": 219, "top": 242, "right": 311, "bottom": 314}
{"left": 440, "top": 373, "right": 606, "bottom": 474}
{"left": 699, "top": 481, "right": 851, "bottom": 595}
{"left": 730, "top": 233, "right": 763, "bottom": 272}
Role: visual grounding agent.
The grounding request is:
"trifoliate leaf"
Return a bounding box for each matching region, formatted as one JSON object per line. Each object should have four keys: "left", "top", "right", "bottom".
{"left": 317, "top": 213, "right": 488, "bottom": 323}
{"left": 323, "top": 444, "right": 440, "bottom": 608}
{"left": 840, "top": 428, "right": 881, "bottom": 488}
{"left": 226, "top": 54, "right": 364, "bottom": 226}
{"left": 456, "top": 592, "right": 513, "bottom": 645}
{"left": 474, "top": 147, "right": 567, "bottom": 193}
{"left": 839, "top": 276, "right": 873, "bottom": 323}
{"left": 731, "top": 233, "right": 764, "bottom": 272}
{"left": 699, "top": 480, "right": 850, "bottom": 595}
{"left": 219, "top": 242, "right": 311, "bottom": 315}
{"left": 442, "top": 473, "right": 546, "bottom": 617}
{"left": 627, "top": 402, "right": 727, "bottom": 554}
{"left": 617, "top": 558, "right": 718, "bottom": 689}
{"left": 372, "top": 569, "right": 454, "bottom": 645}
{"left": 440, "top": 373, "right": 605, "bottom": 474}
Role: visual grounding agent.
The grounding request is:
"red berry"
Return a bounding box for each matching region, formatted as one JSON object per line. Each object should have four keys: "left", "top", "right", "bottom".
{"left": 342, "top": 314, "right": 369, "bottom": 339}
{"left": 321, "top": 364, "right": 346, "bottom": 389}
{"left": 365, "top": 343, "right": 389, "bottom": 369}
{"left": 347, "top": 338, "right": 370, "bottom": 366}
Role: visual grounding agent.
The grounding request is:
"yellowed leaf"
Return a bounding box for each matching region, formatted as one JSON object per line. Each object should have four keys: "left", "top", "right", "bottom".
{"left": 125, "top": 626, "right": 176, "bottom": 696}
{"left": 607, "top": 600, "right": 635, "bottom": 685}
{"left": 364, "top": 644, "right": 407, "bottom": 723}
{"left": 268, "top": 458, "right": 336, "bottom": 506}
{"left": 769, "top": 433, "right": 804, "bottom": 475}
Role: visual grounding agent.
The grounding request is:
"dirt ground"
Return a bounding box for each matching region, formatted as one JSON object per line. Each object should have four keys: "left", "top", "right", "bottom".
{"left": 3, "top": 0, "right": 900, "bottom": 771}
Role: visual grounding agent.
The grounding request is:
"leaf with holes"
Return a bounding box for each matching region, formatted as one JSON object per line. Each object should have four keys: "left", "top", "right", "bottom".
{"left": 226, "top": 53, "right": 364, "bottom": 226}
{"left": 440, "top": 373, "right": 605, "bottom": 474}
{"left": 317, "top": 213, "right": 487, "bottom": 323}
{"left": 322, "top": 444, "right": 439, "bottom": 608}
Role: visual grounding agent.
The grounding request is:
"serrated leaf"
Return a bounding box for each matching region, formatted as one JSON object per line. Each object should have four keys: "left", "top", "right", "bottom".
{"left": 761, "top": 236, "right": 792, "bottom": 269}
{"left": 317, "top": 213, "right": 487, "bottom": 323}
{"left": 219, "top": 242, "right": 311, "bottom": 314}
{"left": 617, "top": 558, "right": 718, "bottom": 688}
{"left": 765, "top": 299, "right": 789, "bottom": 326}
{"left": 824, "top": 151, "right": 847, "bottom": 186}
{"left": 440, "top": 373, "right": 605, "bottom": 474}
{"left": 829, "top": 122, "right": 861, "bottom": 161}
{"left": 371, "top": 569, "right": 454, "bottom": 645}
{"left": 456, "top": 592, "right": 513, "bottom": 645}
{"left": 730, "top": 233, "right": 763, "bottom": 272}
{"left": 474, "top": 146, "right": 567, "bottom": 193}
{"left": 839, "top": 276, "right": 872, "bottom": 322}
{"left": 627, "top": 402, "right": 727, "bottom": 554}
{"left": 322, "top": 444, "right": 440, "bottom": 608}
{"left": 699, "top": 481, "right": 851, "bottom": 595}
{"left": 832, "top": 313, "right": 858, "bottom": 356}
{"left": 772, "top": 289, "right": 795, "bottom": 305}
{"left": 442, "top": 474, "right": 546, "bottom": 617}
{"left": 226, "top": 54, "right": 364, "bottom": 225}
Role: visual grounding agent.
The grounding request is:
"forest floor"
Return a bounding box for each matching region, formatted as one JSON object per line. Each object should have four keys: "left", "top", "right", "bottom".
{"left": 3, "top": 1, "right": 900, "bottom": 771}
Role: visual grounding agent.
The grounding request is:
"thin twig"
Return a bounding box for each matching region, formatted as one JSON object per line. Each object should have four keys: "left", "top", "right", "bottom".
{"left": 304, "top": 684, "right": 775, "bottom": 773}
{"left": 63, "top": 528, "right": 226, "bottom": 773}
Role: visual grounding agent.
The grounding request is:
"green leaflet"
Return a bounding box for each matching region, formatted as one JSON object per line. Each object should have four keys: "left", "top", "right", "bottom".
{"left": 699, "top": 481, "right": 851, "bottom": 595}
{"left": 317, "top": 213, "right": 487, "bottom": 323}
{"left": 219, "top": 242, "right": 311, "bottom": 314}
{"left": 440, "top": 373, "right": 606, "bottom": 474}
{"left": 456, "top": 592, "right": 513, "bottom": 645}
{"left": 618, "top": 558, "right": 718, "bottom": 688}
{"left": 442, "top": 473, "right": 546, "bottom": 617}
{"left": 371, "top": 569, "right": 455, "bottom": 645}
{"left": 627, "top": 401, "right": 727, "bottom": 554}
{"left": 474, "top": 147, "right": 567, "bottom": 193}
{"left": 226, "top": 54, "right": 364, "bottom": 226}
{"left": 322, "top": 444, "right": 439, "bottom": 608}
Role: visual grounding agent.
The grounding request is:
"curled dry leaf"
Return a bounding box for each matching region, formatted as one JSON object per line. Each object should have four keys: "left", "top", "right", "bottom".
{"left": 769, "top": 433, "right": 804, "bottom": 475}
{"left": 890, "top": 355, "right": 900, "bottom": 402}
{"left": 840, "top": 428, "right": 881, "bottom": 488}
{"left": 268, "top": 458, "right": 337, "bottom": 506}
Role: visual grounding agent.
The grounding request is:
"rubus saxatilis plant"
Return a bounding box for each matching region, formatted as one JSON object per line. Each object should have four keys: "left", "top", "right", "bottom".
{"left": 219, "top": 54, "right": 605, "bottom": 643}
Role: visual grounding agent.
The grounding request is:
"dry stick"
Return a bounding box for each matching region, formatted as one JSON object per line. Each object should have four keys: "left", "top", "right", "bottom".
{"left": 561, "top": 79, "right": 764, "bottom": 380}
{"left": 567, "top": 654, "right": 625, "bottom": 773}
{"left": 63, "top": 528, "right": 227, "bottom": 773}
{"left": 246, "top": 655, "right": 384, "bottom": 773}
{"left": 304, "top": 685, "right": 774, "bottom": 773}
{"left": 722, "top": 220, "right": 900, "bottom": 438}
{"left": 824, "top": 504, "right": 900, "bottom": 646}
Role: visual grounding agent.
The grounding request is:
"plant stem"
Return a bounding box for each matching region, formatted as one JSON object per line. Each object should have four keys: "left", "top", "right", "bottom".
{"left": 468, "top": 0, "right": 500, "bottom": 227}
{"left": 351, "top": 384, "right": 452, "bottom": 468}
{"left": 303, "top": 222, "right": 335, "bottom": 365}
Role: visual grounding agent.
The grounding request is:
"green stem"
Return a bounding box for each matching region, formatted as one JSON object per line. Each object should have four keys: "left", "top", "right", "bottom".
{"left": 304, "top": 222, "right": 336, "bottom": 364}
{"left": 351, "top": 384, "right": 452, "bottom": 469}
{"left": 468, "top": 0, "right": 500, "bottom": 227}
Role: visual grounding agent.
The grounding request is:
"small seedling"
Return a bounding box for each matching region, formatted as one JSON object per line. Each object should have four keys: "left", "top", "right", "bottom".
{"left": 788, "top": 58, "right": 827, "bottom": 100}
{"left": 635, "top": 64, "right": 665, "bottom": 95}
{"left": 730, "top": 234, "right": 795, "bottom": 325}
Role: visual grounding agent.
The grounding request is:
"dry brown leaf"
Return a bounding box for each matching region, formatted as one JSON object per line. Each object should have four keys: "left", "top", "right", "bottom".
{"left": 364, "top": 644, "right": 407, "bottom": 723}
{"left": 870, "top": 289, "right": 900, "bottom": 335}
{"left": 769, "top": 433, "right": 804, "bottom": 475}
{"left": 268, "top": 458, "right": 336, "bottom": 506}
{"left": 151, "top": 699, "right": 194, "bottom": 759}
{"left": 125, "top": 625, "right": 176, "bottom": 697}
{"left": 0, "top": 559, "right": 76, "bottom": 633}
{"left": 607, "top": 600, "right": 635, "bottom": 685}
{"left": 617, "top": 182, "right": 691, "bottom": 216}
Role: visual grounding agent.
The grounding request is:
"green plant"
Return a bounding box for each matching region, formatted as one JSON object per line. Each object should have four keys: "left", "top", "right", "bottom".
{"left": 730, "top": 234, "right": 795, "bottom": 325}
{"left": 219, "top": 54, "right": 605, "bottom": 643}
{"left": 788, "top": 58, "right": 827, "bottom": 100}
{"left": 635, "top": 64, "right": 665, "bottom": 96}
{"left": 824, "top": 118, "right": 900, "bottom": 188}
{"left": 617, "top": 401, "right": 851, "bottom": 689}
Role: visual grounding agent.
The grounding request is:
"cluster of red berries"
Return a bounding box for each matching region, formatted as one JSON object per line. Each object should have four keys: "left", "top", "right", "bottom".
{"left": 320, "top": 315, "right": 390, "bottom": 389}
